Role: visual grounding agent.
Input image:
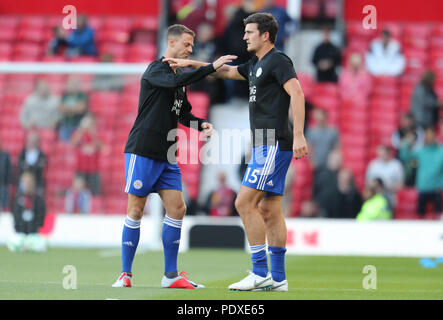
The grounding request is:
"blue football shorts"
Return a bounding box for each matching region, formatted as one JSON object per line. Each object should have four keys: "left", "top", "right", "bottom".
{"left": 124, "top": 153, "right": 182, "bottom": 197}
{"left": 241, "top": 142, "right": 293, "bottom": 196}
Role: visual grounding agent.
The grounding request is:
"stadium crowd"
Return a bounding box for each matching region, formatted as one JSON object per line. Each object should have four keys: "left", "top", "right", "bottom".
{"left": 1, "top": 0, "right": 443, "bottom": 232}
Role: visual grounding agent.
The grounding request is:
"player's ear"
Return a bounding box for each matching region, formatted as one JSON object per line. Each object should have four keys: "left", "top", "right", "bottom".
{"left": 167, "top": 36, "right": 175, "bottom": 48}
{"left": 262, "top": 31, "right": 270, "bottom": 43}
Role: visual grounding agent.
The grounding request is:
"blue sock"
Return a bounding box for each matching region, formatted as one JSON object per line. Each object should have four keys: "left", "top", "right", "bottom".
{"left": 121, "top": 216, "right": 141, "bottom": 273}
{"left": 251, "top": 244, "right": 268, "bottom": 277}
{"left": 162, "top": 215, "right": 182, "bottom": 274}
{"left": 268, "top": 246, "right": 286, "bottom": 282}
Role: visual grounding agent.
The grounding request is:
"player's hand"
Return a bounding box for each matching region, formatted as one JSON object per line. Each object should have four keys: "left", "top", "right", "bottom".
{"left": 293, "top": 133, "right": 308, "bottom": 160}
{"left": 212, "top": 55, "right": 238, "bottom": 70}
{"left": 201, "top": 122, "right": 213, "bottom": 140}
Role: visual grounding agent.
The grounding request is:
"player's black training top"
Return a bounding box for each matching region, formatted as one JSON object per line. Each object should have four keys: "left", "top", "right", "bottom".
{"left": 237, "top": 47, "right": 298, "bottom": 151}
{"left": 124, "top": 58, "right": 216, "bottom": 161}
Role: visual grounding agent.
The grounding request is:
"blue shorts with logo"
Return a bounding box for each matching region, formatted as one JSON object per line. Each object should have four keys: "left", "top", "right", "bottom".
{"left": 124, "top": 153, "right": 182, "bottom": 197}
{"left": 241, "top": 142, "right": 293, "bottom": 196}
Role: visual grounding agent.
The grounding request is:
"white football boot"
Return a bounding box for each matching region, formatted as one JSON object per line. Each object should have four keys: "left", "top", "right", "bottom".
{"left": 161, "top": 271, "right": 205, "bottom": 289}
{"left": 112, "top": 272, "right": 132, "bottom": 287}
{"left": 271, "top": 279, "right": 289, "bottom": 292}
{"left": 229, "top": 271, "right": 273, "bottom": 291}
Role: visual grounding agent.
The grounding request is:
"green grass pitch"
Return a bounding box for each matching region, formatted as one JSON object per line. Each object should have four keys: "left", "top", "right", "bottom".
{"left": 0, "top": 246, "right": 442, "bottom": 300}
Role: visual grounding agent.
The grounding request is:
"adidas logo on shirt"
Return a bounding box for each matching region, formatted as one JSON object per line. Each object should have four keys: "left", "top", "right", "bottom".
{"left": 266, "top": 180, "right": 274, "bottom": 187}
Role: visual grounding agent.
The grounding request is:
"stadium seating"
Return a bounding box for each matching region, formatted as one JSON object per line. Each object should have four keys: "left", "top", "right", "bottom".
{"left": 2, "top": 13, "right": 442, "bottom": 219}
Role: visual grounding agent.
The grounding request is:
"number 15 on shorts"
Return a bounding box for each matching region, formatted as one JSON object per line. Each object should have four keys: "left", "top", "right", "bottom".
{"left": 244, "top": 168, "right": 260, "bottom": 184}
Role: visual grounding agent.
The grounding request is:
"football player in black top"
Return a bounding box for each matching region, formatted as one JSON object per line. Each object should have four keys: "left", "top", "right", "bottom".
{"left": 164, "top": 13, "right": 308, "bottom": 291}
{"left": 113, "top": 24, "right": 237, "bottom": 289}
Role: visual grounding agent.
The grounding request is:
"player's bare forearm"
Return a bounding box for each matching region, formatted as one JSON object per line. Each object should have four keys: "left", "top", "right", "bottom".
{"left": 284, "top": 78, "right": 308, "bottom": 159}
{"left": 290, "top": 91, "right": 305, "bottom": 135}
{"left": 211, "top": 64, "right": 247, "bottom": 80}
{"left": 172, "top": 61, "right": 244, "bottom": 80}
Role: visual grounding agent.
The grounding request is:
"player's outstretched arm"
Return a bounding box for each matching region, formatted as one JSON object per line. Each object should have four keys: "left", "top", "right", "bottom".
{"left": 163, "top": 56, "right": 245, "bottom": 80}
{"left": 283, "top": 78, "right": 308, "bottom": 160}
{"left": 213, "top": 64, "right": 246, "bottom": 80}
{"left": 148, "top": 62, "right": 216, "bottom": 88}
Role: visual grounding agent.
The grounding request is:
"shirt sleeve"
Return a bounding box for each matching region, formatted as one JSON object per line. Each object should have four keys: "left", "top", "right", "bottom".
{"left": 271, "top": 53, "right": 298, "bottom": 86}
{"left": 145, "top": 61, "right": 216, "bottom": 88}
{"left": 236, "top": 60, "right": 251, "bottom": 80}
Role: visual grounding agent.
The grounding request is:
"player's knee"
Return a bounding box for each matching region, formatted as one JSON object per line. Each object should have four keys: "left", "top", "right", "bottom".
{"left": 235, "top": 196, "right": 250, "bottom": 215}
{"left": 168, "top": 202, "right": 187, "bottom": 219}
{"left": 127, "top": 207, "right": 144, "bottom": 221}
{"left": 258, "top": 201, "right": 272, "bottom": 222}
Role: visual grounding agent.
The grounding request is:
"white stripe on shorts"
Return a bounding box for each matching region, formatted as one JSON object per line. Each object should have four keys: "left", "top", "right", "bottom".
{"left": 125, "top": 154, "right": 136, "bottom": 193}
{"left": 258, "top": 142, "right": 278, "bottom": 190}
{"left": 256, "top": 145, "right": 275, "bottom": 190}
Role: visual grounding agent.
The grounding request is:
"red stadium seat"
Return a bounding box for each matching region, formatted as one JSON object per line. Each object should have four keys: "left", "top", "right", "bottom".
{"left": 16, "top": 28, "right": 45, "bottom": 42}
{"left": 0, "top": 16, "right": 19, "bottom": 29}
{"left": 132, "top": 16, "right": 159, "bottom": 31}
{"left": 301, "top": 0, "right": 321, "bottom": 19}
{"left": 99, "top": 42, "right": 127, "bottom": 60}
{"left": 346, "top": 20, "right": 377, "bottom": 40}
{"left": 127, "top": 43, "right": 156, "bottom": 62}
{"left": 395, "top": 188, "right": 419, "bottom": 219}
{"left": 13, "top": 42, "right": 43, "bottom": 57}
{"left": 86, "top": 16, "right": 104, "bottom": 31}
{"left": 324, "top": 0, "right": 338, "bottom": 18}
{"left": 0, "top": 28, "right": 16, "bottom": 42}
{"left": 296, "top": 73, "right": 314, "bottom": 98}
{"left": 18, "top": 16, "right": 47, "bottom": 30}
{"left": 103, "top": 16, "right": 132, "bottom": 31}
{"left": 187, "top": 92, "right": 210, "bottom": 118}
{"left": 96, "top": 29, "right": 130, "bottom": 44}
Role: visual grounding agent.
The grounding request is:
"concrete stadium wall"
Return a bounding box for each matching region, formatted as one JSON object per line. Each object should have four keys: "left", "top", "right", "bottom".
{"left": 1, "top": 212, "right": 442, "bottom": 257}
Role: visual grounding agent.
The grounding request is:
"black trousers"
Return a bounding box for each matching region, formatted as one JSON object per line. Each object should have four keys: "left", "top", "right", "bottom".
{"left": 417, "top": 191, "right": 442, "bottom": 216}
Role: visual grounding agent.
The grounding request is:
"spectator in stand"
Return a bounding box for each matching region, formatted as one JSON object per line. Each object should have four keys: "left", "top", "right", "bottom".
{"left": 311, "top": 27, "right": 341, "bottom": 82}
{"left": 71, "top": 113, "right": 102, "bottom": 195}
{"left": 189, "top": 22, "right": 225, "bottom": 104}
{"left": 260, "top": 0, "right": 297, "bottom": 51}
{"left": 20, "top": 79, "right": 61, "bottom": 130}
{"left": 0, "top": 138, "right": 12, "bottom": 210}
{"left": 47, "top": 26, "right": 68, "bottom": 55}
{"left": 17, "top": 131, "right": 47, "bottom": 194}
{"left": 65, "top": 174, "right": 92, "bottom": 214}
{"left": 365, "top": 29, "right": 405, "bottom": 76}
{"left": 392, "top": 113, "right": 425, "bottom": 152}
{"left": 306, "top": 108, "right": 340, "bottom": 170}
{"left": 204, "top": 171, "right": 237, "bottom": 217}
{"left": 220, "top": 0, "right": 255, "bottom": 101}
{"left": 391, "top": 113, "right": 424, "bottom": 187}
{"left": 329, "top": 169, "right": 363, "bottom": 219}
{"left": 365, "top": 145, "right": 404, "bottom": 207}
{"left": 338, "top": 52, "right": 372, "bottom": 103}
{"left": 57, "top": 75, "right": 89, "bottom": 141}
{"left": 9, "top": 171, "right": 47, "bottom": 251}
{"left": 399, "top": 127, "right": 443, "bottom": 219}
{"left": 356, "top": 178, "right": 392, "bottom": 221}
{"left": 176, "top": 0, "right": 207, "bottom": 32}
{"left": 66, "top": 15, "right": 97, "bottom": 57}
{"left": 410, "top": 70, "right": 441, "bottom": 129}
{"left": 48, "top": 15, "right": 97, "bottom": 57}
{"left": 312, "top": 148, "right": 342, "bottom": 215}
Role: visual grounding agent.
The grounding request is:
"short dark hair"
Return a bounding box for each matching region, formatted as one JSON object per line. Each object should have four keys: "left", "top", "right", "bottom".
{"left": 166, "top": 24, "right": 195, "bottom": 40}
{"left": 243, "top": 12, "right": 278, "bottom": 44}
